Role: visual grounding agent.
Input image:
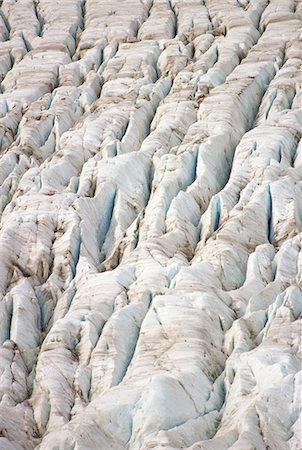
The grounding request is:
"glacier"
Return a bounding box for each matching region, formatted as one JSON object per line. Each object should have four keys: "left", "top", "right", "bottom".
{"left": 0, "top": 0, "right": 301, "bottom": 449}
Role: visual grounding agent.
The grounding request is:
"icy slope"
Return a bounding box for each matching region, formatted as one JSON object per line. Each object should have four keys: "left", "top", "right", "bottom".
{"left": 0, "top": 0, "right": 301, "bottom": 449}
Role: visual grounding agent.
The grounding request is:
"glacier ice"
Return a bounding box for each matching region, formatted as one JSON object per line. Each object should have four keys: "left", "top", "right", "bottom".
{"left": 0, "top": 0, "right": 301, "bottom": 449}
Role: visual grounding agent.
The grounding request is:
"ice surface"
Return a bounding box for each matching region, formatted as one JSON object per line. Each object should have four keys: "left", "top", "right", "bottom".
{"left": 0, "top": 0, "right": 301, "bottom": 449}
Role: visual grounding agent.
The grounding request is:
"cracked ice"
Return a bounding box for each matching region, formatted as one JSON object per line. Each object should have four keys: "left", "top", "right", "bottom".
{"left": 0, "top": 0, "right": 301, "bottom": 449}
